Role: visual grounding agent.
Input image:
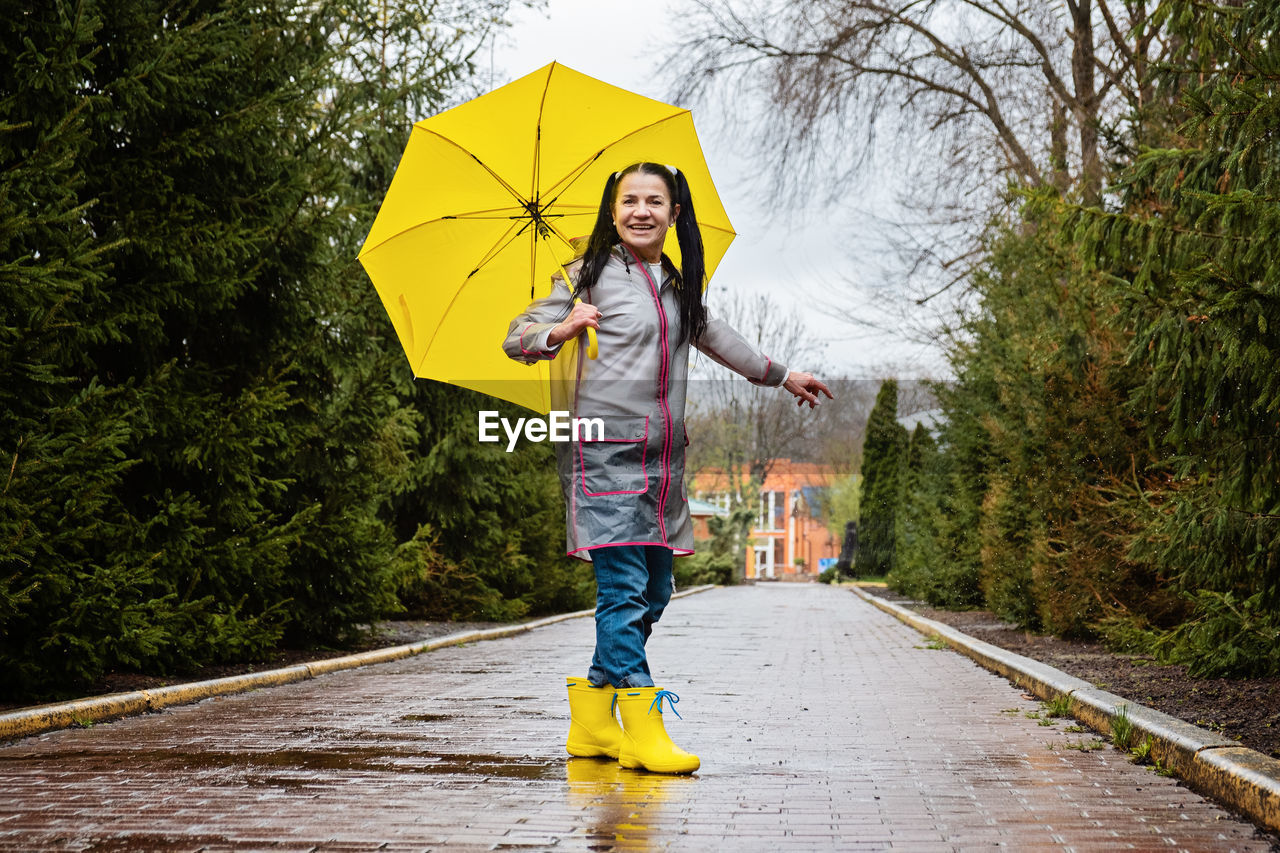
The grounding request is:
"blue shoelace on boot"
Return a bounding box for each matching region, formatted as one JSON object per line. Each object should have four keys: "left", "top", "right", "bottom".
{"left": 649, "top": 689, "right": 682, "bottom": 718}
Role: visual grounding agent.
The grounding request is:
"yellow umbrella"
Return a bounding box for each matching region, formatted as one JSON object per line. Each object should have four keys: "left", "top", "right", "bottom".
{"left": 357, "top": 62, "right": 736, "bottom": 413}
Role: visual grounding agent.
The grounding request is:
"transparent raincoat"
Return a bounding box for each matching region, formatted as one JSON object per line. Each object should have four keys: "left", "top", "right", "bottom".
{"left": 503, "top": 247, "right": 787, "bottom": 560}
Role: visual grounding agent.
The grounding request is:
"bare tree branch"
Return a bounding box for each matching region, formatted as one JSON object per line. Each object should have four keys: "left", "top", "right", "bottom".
{"left": 668, "top": 0, "right": 1148, "bottom": 362}
{"left": 957, "top": 0, "right": 1078, "bottom": 110}
{"left": 1096, "top": 0, "right": 1137, "bottom": 71}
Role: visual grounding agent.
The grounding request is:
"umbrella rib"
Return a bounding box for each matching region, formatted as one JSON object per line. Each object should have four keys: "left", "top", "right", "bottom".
{"left": 534, "top": 207, "right": 602, "bottom": 262}
{"left": 443, "top": 205, "right": 527, "bottom": 218}
{"left": 413, "top": 125, "right": 531, "bottom": 209}
{"left": 542, "top": 219, "right": 581, "bottom": 258}
{"left": 474, "top": 219, "right": 532, "bottom": 270}
{"left": 541, "top": 110, "right": 691, "bottom": 205}
{"left": 358, "top": 206, "right": 534, "bottom": 258}
{"left": 529, "top": 220, "right": 538, "bottom": 300}
{"left": 531, "top": 63, "right": 555, "bottom": 213}
{"left": 416, "top": 220, "right": 529, "bottom": 372}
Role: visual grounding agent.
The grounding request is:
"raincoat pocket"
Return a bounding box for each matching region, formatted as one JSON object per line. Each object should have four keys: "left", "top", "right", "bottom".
{"left": 578, "top": 415, "right": 649, "bottom": 496}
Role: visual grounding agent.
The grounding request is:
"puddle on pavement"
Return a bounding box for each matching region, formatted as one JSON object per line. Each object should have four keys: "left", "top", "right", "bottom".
{"left": 83, "top": 834, "right": 232, "bottom": 852}
{"left": 0, "top": 747, "right": 560, "bottom": 782}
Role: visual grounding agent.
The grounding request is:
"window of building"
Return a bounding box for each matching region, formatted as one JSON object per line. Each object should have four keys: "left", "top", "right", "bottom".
{"left": 757, "top": 490, "right": 786, "bottom": 532}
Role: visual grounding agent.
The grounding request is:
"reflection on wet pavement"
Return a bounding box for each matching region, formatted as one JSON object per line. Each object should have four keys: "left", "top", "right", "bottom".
{"left": 566, "top": 758, "right": 697, "bottom": 850}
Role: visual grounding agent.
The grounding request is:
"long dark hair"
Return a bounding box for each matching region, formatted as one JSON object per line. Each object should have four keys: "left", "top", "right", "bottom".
{"left": 572, "top": 162, "right": 707, "bottom": 344}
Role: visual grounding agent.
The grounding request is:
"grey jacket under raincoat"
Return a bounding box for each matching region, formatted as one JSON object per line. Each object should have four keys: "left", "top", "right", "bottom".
{"left": 502, "top": 246, "right": 788, "bottom": 560}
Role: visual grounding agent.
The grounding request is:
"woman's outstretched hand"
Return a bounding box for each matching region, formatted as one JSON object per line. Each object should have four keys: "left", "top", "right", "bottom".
{"left": 547, "top": 302, "right": 602, "bottom": 347}
{"left": 783, "top": 371, "right": 834, "bottom": 408}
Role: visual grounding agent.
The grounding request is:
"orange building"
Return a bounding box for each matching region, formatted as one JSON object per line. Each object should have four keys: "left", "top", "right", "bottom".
{"left": 690, "top": 459, "right": 840, "bottom": 580}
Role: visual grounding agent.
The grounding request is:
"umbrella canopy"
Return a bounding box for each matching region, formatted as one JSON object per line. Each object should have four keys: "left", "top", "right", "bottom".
{"left": 357, "top": 62, "right": 736, "bottom": 413}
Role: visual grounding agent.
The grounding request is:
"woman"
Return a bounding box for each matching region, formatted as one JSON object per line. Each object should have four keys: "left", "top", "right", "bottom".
{"left": 503, "top": 162, "right": 831, "bottom": 774}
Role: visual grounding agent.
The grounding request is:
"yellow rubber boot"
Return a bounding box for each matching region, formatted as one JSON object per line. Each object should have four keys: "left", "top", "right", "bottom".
{"left": 565, "top": 677, "right": 623, "bottom": 759}
{"left": 616, "top": 688, "right": 700, "bottom": 774}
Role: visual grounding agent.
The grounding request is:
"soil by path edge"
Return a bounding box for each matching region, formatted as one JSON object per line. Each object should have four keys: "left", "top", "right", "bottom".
{"left": 856, "top": 583, "right": 1280, "bottom": 760}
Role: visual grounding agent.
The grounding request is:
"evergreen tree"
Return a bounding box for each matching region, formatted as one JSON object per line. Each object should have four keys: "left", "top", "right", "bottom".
{"left": 923, "top": 213, "right": 1161, "bottom": 632}
{"left": 0, "top": 1, "right": 152, "bottom": 691}
{"left": 1068, "top": 0, "right": 1280, "bottom": 675}
{"left": 854, "top": 0, "right": 1278, "bottom": 676}
{"left": 388, "top": 384, "right": 589, "bottom": 621}
{"left": 855, "top": 380, "right": 906, "bottom": 577}
{"left": 890, "top": 424, "right": 944, "bottom": 599}
{"left": 75, "top": 0, "right": 415, "bottom": 663}
{"left": 918, "top": 376, "right": 987, "bottom": 610}
{"left": 1, "top": 0, "right": 566, "bottom": 700}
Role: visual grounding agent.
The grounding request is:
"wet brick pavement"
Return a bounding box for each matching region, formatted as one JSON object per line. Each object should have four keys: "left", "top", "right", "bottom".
{"left": 1, "top": 584, "right": 1277, "bottom": 851}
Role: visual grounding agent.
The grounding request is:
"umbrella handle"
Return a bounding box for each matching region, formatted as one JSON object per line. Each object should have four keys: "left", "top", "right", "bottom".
{"left": 573, "top": 298, "right": 599, "bottom": 360}
{"left": 557, "top": 254, "right": 598, "bottom": 360}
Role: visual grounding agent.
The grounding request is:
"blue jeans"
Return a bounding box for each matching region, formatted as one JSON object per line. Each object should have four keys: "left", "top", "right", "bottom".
{"left": 587, "top": 545, "right": 674, "bottom": 688}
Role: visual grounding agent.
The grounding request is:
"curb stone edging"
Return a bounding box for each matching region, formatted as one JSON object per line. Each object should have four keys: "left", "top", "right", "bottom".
{"left": 0, "top": 584, "right": 718, "bottom": 743}
{"left": 849, "top": 585, "right": 1280, "bottom": 835}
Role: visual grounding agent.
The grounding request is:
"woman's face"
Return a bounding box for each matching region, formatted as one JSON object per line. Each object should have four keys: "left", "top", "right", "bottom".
{"left": 612, "top": 171, "right": 680, "bottom": 263}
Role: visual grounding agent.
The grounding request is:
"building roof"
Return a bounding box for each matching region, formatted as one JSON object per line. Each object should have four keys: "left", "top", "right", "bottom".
{"left": 686, "top": 497, "right": 729, "bottom": 517}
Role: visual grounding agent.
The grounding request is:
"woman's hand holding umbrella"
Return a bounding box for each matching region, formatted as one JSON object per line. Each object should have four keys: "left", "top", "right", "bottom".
{"left": 783, "top": 371, "right": 835, "bottom": 408}
{"left": 548, "top": 302, "right": 603, "bottom": 347}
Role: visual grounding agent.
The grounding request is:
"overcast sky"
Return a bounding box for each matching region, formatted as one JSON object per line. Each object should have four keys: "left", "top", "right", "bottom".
{"left": 483, "top": 0, "right": 946, "bottom": 379}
